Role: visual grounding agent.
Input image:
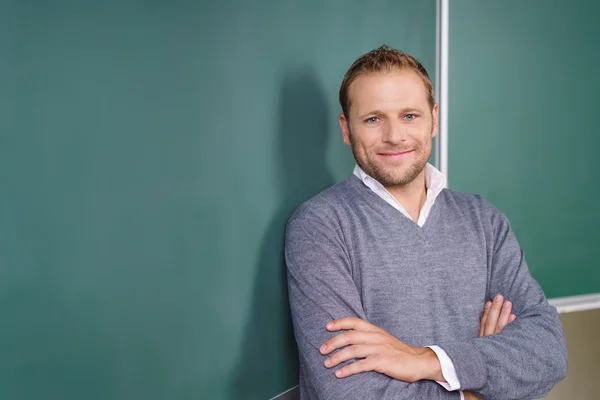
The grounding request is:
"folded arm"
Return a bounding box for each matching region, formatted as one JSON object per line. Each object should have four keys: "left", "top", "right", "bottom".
{"left": 437, "top": 204, "right": 568, "bottom": 399}
{"left": 285, "top": 216, "right": 460, "bottom": 399}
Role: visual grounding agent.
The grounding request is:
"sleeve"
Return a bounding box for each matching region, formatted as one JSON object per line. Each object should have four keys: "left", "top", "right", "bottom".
{"left": 427, "top": 345, "right": 461, "bottom": 391}
{"left": 285, "top": 216, "right": 461, "bottom": 400}
{"left": 437, "top": 206, "right": 568, "bottom": 400}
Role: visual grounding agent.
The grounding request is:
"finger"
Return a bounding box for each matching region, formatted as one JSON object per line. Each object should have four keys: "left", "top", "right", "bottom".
{"left": 326, "top": 317, "right": 383, "bottom": 333}
{"left": 334, "top": 358, "right": 376, "bottom": 378}
{"left": 484, "top": 295, "right": 504, "bottom": 335}
{"left": 479, "top": 301, "right": 492, "bottom": 337}
{"left": 320, "top": 331, "right": 382, "bottom": 355}
{"left": 324, "top": 344, "right": 378, "bottom": 368}
{"left": 464, "top": 391, "right": 483, "bottom": 400}
{"left": 494, "top": 301, "right": 512, "bottom": 334}
{"left": 509, "top": 314, "right": 516, "bottom": 323}
{"left": 479, "top": 302, "right": 491, "bottom": 337}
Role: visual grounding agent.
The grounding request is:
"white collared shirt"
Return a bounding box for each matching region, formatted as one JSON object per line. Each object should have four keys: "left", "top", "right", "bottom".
{"left": 353, "top": 163, "right": 464, "bottom": 399}
{"left": 353, "top": 162, "right": 447, "bottom": 227}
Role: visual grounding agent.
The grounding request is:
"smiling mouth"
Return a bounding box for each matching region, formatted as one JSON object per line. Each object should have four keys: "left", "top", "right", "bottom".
{"left": 378, "top": 150, "right": 414, "bottom": 157}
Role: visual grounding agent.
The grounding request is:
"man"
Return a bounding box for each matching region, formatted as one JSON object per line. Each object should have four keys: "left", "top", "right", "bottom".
{"left": 284, "top": 46, "right": 567, "bottom": 399}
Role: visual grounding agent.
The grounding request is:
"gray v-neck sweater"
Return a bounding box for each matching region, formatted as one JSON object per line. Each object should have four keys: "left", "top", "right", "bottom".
{"left": 285, "top": 175, "right": 567, "bottom": 400}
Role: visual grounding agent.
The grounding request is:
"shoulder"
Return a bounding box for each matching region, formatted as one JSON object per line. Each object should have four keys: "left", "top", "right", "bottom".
{"left": 287, "top": 177, "right": 358, "bottom": 231}
{"left": 439, "top": 188, "right": 508, "bottom": 227}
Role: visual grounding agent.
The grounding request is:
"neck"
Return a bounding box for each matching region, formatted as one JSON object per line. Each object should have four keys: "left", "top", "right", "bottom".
{"left": 385, "top": 170, "right": 427, "bottom": 223}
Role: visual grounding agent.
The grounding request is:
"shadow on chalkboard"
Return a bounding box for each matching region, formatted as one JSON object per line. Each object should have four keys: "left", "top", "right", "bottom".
{"left": 230, "top": 69, "right": 334, "bottom": 399}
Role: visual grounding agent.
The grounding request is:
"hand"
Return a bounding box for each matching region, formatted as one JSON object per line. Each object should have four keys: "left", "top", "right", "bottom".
{"left": 479, "top": 294, "right": 516, "bottom": 337}
{"left": 320, "top": 317, "right": 443, "bottom": 382}
{"left": 464, "top": 391, "right": 482, "bottom": 400}
{"left": 464, "top": 296, "right": 517, "bottom": 400}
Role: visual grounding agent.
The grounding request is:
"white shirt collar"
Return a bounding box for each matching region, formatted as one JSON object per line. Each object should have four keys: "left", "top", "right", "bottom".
{"left": 353, "top": 163, "right": 446, "bottom": 197}
{"left": 352, "top": 162, "right": 447, "bottom": 226}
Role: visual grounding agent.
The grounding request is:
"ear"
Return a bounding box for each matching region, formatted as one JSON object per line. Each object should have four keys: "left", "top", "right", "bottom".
{"left": 339, "top": 113, "right": 352, "bottom": 146}
{"left": 431, "top": 103, "right": 439, "bottom": 138}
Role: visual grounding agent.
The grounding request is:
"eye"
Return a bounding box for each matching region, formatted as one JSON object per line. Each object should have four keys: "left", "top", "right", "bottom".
{"left": 365, "top": 116, "right": 380, "bottom": 124}
{"left": 404, "top": 114, "right": 417, "bottom": 121}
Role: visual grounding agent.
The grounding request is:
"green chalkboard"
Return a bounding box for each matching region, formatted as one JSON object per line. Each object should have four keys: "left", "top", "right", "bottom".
{"left": 0, "top": 1, "right": 436, "bottom": 399}
{"left": 448, "top": 0, "right": 600, "bottom": 299}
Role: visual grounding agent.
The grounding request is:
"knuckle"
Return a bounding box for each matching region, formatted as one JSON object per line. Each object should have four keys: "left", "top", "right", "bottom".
{"left": 343, "top": 347, "right": 352, "bottom": 359}
{"left": 352, "top": 360, "right": 365, "bottom": 373}
{"left": 331, "top": 334, "right": 342, "bottom": 348}
{"left": 340, "top": 331, "right": 351, "bottom": 343}
{"left": 347, "top": 331, "right": 358, "bottom": 343}
{"left": 358, "top": 359, "right": 370, "bottom": 371}
{"left": 327, "top": 355, "right": 336, "bottom": 366}
{"left": 338, "top": 365, "right": 350, "bottom": 377}
{"left": 348, "top": 331, "right": 359, "bottom": 344}
{"left": 325, "top": 338, "right": 336, "bottom": 349}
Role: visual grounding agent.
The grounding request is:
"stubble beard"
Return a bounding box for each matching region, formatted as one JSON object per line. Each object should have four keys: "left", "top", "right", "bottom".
{"left": 349, "top": 127, "right": 432, "bottom": 188}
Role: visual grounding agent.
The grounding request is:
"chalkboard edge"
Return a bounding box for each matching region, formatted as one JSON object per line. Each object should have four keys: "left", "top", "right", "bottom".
{"left": 270, "top": 385, "right": 299, "bottom": 400}
{"left": 550, "top": 293, "right": 600, "bottom": 314}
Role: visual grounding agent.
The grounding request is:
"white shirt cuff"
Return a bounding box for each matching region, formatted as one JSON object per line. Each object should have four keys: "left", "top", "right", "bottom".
{"left": 426, "top": 345, "right": 462, "bottom": 391}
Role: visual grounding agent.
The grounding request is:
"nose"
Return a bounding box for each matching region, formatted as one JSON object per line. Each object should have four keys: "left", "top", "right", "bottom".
{"left": 382, "top": 120, "right": 408, "bottom": 144}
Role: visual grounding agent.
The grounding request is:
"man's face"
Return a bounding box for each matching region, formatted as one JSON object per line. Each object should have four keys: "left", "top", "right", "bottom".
{"left": 339, "top": 70, "right": 438, "bottom": 188}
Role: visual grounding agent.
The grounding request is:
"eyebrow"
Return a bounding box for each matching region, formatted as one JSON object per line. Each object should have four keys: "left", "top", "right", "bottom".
{"left": 357, "top": 108, "right": 424, "bottom": 120}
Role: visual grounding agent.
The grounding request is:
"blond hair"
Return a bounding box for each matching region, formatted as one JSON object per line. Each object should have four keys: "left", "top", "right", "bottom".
{"left": 339, "top": 45, "right": 435, "bottom": 118}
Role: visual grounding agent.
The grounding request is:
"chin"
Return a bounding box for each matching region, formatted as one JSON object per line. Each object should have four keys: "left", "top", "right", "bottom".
{"left": 372, "top": 170, "right": 408, "bottom": 185}
{"left": 382, "top": 175, "right": 413, "bottom": 187}
{"left": 376, "top": 163, "right": 425, "bottom": 186}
